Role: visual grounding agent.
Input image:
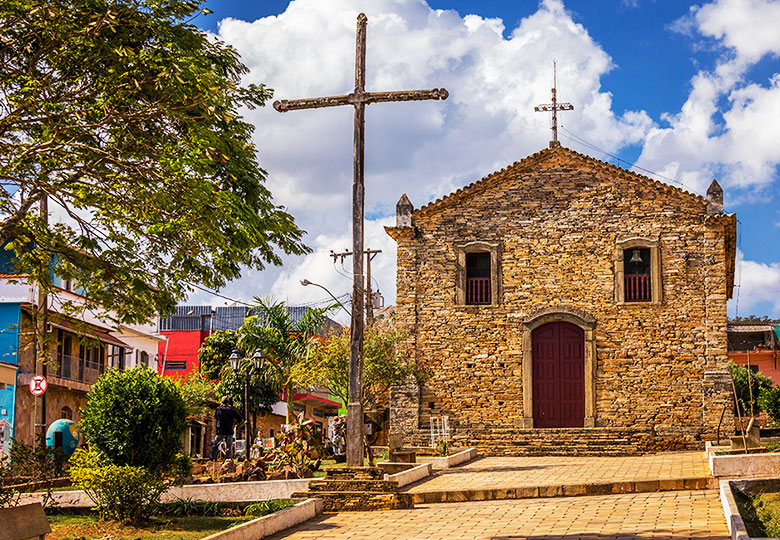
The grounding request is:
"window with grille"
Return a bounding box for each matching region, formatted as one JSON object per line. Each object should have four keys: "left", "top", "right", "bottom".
{"left": 623, "top": 248, "right": 651, "bottom": 302}
{"left": 466, "top": 252, "right": 491, "bottom": 305}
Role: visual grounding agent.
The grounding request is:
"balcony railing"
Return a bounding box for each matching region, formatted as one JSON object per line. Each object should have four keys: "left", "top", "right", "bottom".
{"left": 466, "top": 277, "right": 491, "bottom": 305}
{"left": 55, "top": 354, "right": 105, "bottom": 386}
{"left": 625, "top": 273, "right": 651, "bottom": 302}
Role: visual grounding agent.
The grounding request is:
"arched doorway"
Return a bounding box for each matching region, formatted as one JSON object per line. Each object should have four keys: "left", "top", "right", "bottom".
{"left": 532, "top": 321, "right": 585, "bottom": 428}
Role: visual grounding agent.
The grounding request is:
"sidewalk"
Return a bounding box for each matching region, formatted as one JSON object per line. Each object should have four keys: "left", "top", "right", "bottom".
{"left": 266, "top": 490, "right": 728, "bottom": 540}
{"left": 404, "top": 451, "right": 711, "bottom": 500}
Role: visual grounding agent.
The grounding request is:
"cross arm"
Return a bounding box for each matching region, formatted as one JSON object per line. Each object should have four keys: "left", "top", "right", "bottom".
{"left": 535, "top": 103, "right": 574, "bottom": 111}
{"left": 363, "top": 88, "right": 448, "bottom": 104}
{"left": 273, "top": 94, "right": 351, "bottom": 112}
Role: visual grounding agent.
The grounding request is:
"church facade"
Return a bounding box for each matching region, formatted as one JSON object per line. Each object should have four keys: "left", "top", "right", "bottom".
{"left": 386, "top": 144, "right": 736, "bottom": 455}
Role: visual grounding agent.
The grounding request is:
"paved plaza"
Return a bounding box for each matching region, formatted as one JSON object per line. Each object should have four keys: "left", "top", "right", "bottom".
{"left": 268, "top": 490, "right": 728, "bottom": 540}
{"left": 405, "top": 452, "right": 710, "bottom": 494}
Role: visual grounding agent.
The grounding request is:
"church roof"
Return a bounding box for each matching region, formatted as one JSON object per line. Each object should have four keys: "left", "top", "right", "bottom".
{"left": 414, "top": 144, "right": 709, "bottom": 218}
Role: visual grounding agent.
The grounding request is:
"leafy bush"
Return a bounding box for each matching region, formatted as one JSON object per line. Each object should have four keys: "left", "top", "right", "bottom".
{"left": 262, "top": 415, "right": 323, "bottom": 478}
{"left": 163, "top": 498, "right": 221, "bottom": 517}
{"left": 80, "top": 367, "right": 187, "bottom": 472}
{"left": 244, "top": 499, "right": 293, "bottom": 516}
{"left": 70, "top": 447, "right": 191, "bottom": 522}
{"left": 760, "top": 387, "right": 780, "bottom": 425}
{"left": 729, "top": 361, "right": 774, "bottom": 416}
{"left": 0, "top": 435, "right": 66, "bottom": 508}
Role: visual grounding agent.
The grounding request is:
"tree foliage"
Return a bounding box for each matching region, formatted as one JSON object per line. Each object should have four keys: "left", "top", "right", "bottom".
{"left": 312, "top": 325, "right": 420, "bottom": 409}
{"left": 198, "top": 329, "right": 239, "bottom": 380}
{"left": 0, "top": 0, "right": 308, "bottom": 323}
{"left": 173, "top": 368, "right": 217, "bottom": 418}
{"left": 80, "top": 367, "right": 188, "bottom": 471}
{"left": 237, "top": 298, "right": 330, "bottom": 421}
{"left": 729, "top": 360, "right": 774, "bottom": 416}
{"left": 197, "top": 328, "right": 282, "bottom": 433}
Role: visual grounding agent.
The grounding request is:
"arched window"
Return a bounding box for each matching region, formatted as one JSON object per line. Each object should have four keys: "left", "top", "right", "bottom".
{"left": 615, "top": 237, "right": 662, "bottom": 304}
{"left": 140, "top": 351, "right": 149, "bottom": 367}
{"left": 61, "top": 406, "right": 73, "bottom": 420}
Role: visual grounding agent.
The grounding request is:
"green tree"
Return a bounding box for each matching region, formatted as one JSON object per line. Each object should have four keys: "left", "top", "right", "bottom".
{"left": 197, "top": 328, "right": 282, "bottom": 436}
{"left": 729, "top": 360, "right": 774, "bottom": 417}
{"left": 759, "top": 386, "right": 780, "bottom": 426}
{"left": 198, "top": 329, "right": 239, "bottom": 380}
{"left": 0, "top": 0, "right": 308, "bottom": 324}
{"left": 313, "top": 325, "right": 420, "bottom": 410}
{"left": 237, "top": 298, "right": 330, "bottom": 422}
{"left": 80, "top": 367, "right": 187, "bottom": 471}
{"left": 173, "top": 369, "right": 217, "bottom": 418}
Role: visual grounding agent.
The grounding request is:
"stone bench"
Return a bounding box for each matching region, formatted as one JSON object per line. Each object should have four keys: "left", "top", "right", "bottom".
{"left": 2, "top": 502, "right": 51, "bottom": 540}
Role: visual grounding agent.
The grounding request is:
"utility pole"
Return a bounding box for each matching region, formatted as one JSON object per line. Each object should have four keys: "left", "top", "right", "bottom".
{"left": 331, "top": 248, "right": 382, "bottom": 325}
{"left": 36, "top": 195, "right": 49, "bottom": 446}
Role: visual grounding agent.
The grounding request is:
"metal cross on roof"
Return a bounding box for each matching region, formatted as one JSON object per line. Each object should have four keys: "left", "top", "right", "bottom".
{"left": 273, "top": 13, "right": 448, "bottom": 467}
{"left": 534, "top": 60, "right": 574, "bottom": 147}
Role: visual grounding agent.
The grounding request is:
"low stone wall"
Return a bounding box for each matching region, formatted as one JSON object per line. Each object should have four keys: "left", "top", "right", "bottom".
{"left": 201, "top": 498, "right": 322, "bottom": 540}
{"left": 23, "top": 478, "right": 313, "bottom": 508}
{"left": 710, "top": 452, "right": 780, "bottom": 479}
{"left": 417, "top": 448, "right": 476, "bottom": 469}
{"left": 384, "top": 463, "right": 432, "bottom": 487}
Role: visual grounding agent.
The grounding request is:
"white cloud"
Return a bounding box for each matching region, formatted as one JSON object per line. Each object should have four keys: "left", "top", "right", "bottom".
{"left": 694, "top": 0, "right": 780, "bottom": 63}
{"left": 731, "top": 249, "right": 780, "bottom": 317}
{"left": 196, "top": 0, "right": 652, "bottom": 307}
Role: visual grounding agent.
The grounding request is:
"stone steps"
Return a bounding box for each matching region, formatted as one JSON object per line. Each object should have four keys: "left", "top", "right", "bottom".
{"left": 292, "top": 467, "right": 412, "bottom": 512}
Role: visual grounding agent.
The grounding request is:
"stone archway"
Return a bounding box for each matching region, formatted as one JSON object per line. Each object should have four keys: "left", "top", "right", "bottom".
{"left": 520, "top": 306, "right": 597, "bottom": 429}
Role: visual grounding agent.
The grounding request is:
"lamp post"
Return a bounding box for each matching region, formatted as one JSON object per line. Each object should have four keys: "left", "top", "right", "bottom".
{"left": 229, "top": 349, "right": 265, "bottom": 459}
{"left": 300, "top": 279, "right": 350, "bottom": 317}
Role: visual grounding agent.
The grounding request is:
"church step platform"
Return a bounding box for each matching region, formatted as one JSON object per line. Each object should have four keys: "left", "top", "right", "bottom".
{"left": 407, "top": 426, "right": 697, "bottom": 456}
{"left": 408, "top": 476, "right": 713, "bottom": 504}
{"left": 322, "top": 466, "right": 386, "bottom": 480}
{"left": 291, "top": 491, "right": 414, "bottom": 512}
{"left": 307, "top": 479, "right": 400, "bottom": 493}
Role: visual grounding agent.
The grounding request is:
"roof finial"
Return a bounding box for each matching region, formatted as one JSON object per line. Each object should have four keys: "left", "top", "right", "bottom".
{"left": 534, "top": 60, "right": 574, "bottom": 148}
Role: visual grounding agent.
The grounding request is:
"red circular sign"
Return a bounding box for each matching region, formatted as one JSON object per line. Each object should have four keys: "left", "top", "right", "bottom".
{"left": 29, "top": 374, "right": 47, "bottom": 396}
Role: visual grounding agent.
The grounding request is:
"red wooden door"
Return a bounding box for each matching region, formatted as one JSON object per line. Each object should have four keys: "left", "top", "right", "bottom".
{"left": 532, "top": 322, "right": 585, "bottom": 428}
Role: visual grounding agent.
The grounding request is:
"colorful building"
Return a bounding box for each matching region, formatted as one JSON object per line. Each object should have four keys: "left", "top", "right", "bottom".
{"left": 728, "top": 321, "right": 780, "bottom": 382}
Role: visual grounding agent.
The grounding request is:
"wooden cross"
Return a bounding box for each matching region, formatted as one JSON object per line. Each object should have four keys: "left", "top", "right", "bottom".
{"left": 273, "top": 13, "right": 448, "bottom": 467}
{"left": 534, "top": 60, "right": 573, "bottom": 147}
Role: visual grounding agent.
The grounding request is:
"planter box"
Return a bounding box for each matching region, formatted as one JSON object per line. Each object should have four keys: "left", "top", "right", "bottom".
{"left": 417, "top": 448, "right": 477, "bottom": 469}
{"left": 201, "top": 498, "right": 322, "bottom": 540}
{"left": 22, "top": 478, "right": 313, "bottom": 508}
{"left": 720, "top": 479, "right": 780, "bottom": 540}
{"left": 710, "top": 452, "right": 780, "bottom": 479}
{"left": 381, "top": 463, "right": 432, "bottom": 488}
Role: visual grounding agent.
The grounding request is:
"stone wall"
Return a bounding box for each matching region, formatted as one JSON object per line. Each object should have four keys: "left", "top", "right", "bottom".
{"left": 386, "top": 145, "right": 736, "bottom": 454}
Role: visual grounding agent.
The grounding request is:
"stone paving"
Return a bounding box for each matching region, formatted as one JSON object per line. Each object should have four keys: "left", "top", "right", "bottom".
{"left": 404, "top": 451, "right": 710, "bottom": 493}
{"left": 267, "top": 490, "right": 729, "bottom": 539}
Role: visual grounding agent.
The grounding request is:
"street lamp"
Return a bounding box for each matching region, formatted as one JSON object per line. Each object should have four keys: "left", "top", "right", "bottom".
{"left": 229, "top": 349, "right": 265, "bottom": 460}
{"left": 300, "top": 279, "right": 350, "bottom": 316}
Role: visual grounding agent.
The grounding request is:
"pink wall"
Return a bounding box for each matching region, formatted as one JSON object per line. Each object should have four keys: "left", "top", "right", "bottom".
{"left": 730, "top": 350, "right": 780, "bottom": 385}
{"left": 157, "top": 330, "right": 209, "bottom": 380}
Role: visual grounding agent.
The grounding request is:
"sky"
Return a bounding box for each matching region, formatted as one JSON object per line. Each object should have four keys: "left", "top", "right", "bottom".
{"left": 187, "top": 0, "right": 780, "bottom": 323}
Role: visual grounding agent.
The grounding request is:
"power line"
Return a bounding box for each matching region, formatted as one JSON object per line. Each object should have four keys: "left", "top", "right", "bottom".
{"left": 559, "top": 126, "right": 704, "bottom": 197}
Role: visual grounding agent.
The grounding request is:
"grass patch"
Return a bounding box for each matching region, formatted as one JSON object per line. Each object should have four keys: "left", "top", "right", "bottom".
{"left": 46, "top": 513, "right": 254, "bottom": 540}
{"left": 733, "top": 489, "right": 780, "bottom": 538}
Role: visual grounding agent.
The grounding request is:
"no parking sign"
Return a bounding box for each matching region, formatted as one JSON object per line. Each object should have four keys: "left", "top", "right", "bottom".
{"left": 29, "top": 374, "right": 47, "bottom": 396}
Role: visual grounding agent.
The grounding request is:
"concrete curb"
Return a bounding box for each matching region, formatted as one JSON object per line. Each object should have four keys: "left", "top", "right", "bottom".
{"left": 201, "top": 498, "right": 323, "bottom": 540}
{"left": 22, "top": 478, "right": 313, "bottom": 508}
{"left": 385, "top": 463, "right": 432, "bottom": 488}
{"left": 720, "top": 480, "right": 751, "bottom": 540}
{"left": 710, "top": 452, "right": 780, "bottom": 479}
{"left": 417, "top": 448, "right": 477, "bottom": 469}
{"left": 411, "top": 476, "right": 713, "bottom": 504}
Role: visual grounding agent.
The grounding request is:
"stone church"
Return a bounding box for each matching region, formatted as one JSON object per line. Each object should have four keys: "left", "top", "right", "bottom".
{"left": 386, "top": 143, "right": 737, "bottom": 455}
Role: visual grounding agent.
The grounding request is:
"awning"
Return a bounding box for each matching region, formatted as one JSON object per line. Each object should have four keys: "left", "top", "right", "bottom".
{"left": 0, "top": 362, "right": 18, "bottom": 386}
{"left": 292, "top": 393, "right": 342, "bottom": 410}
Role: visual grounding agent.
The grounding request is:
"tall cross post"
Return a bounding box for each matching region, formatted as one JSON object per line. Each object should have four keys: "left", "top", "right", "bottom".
{"left": 274, "top": 13, "right": 448, "bottom": 467}
{"left": 534, "top": 60, "right": 573, "bottom": 147}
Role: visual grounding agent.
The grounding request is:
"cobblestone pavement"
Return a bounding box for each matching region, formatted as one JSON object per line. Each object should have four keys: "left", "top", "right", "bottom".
{"left": 405, "top": 452, "right": 710, "bottom": 493}
{"left": 267, "top": 490, "right": 728, "bottom": 540}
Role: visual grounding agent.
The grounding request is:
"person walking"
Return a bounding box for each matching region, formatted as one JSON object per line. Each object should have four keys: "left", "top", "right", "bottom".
{"left": 210, "top": 396, "right": 243, "bottom": 460}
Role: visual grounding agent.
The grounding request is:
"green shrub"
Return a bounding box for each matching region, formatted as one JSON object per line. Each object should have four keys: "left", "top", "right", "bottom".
{"left": 70, "top": 447, "right": 191, "bottom": 522}
{"left": 80, "top": 367, "right": 187, "bottom": 472}
{"left": 760, "top": 387, "right": 780, "bottom": 425}
{"left": 729, "top": 361, "right": 774, "bottom": 416}
{"left": 244, "top": 499, "right": 293, "bottom": 517}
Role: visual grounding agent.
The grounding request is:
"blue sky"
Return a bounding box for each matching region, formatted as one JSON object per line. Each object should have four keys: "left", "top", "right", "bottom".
{"left": 188, "top": 0, "right": 780, "bottom": 320}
